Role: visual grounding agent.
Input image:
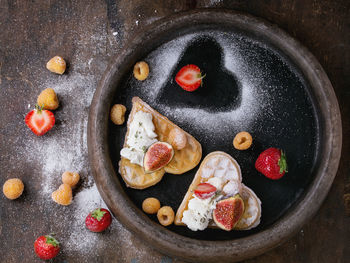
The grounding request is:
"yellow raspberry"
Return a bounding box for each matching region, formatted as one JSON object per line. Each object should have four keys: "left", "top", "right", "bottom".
{"left": 61, "top": 171, "right": 80, "bottom": 188}
{"left": 3, "top": 178, "right": 24, "bottom": 200}
{"left": 46, "top": 56, "right": 66, "bottom": 74}
{"left": 51, "top": 184, "right": 72, "bottom": 206}
{"left": 37, "top": 88, "right": 59, "bottom": 110}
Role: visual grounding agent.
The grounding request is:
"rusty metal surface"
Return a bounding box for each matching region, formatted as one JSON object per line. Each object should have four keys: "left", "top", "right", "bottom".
{"left": 0, "top": 0, "right": 349, "bottom": 262}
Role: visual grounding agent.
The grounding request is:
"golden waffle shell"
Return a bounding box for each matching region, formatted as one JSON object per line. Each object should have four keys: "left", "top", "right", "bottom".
{"left": 234, "top": 184, "right": 262, "bottom": 230}
{"left": 119, "top": 158, "right": 165, "bottom": 189}
{"left": 175, "top": 151, "right": 242, "bottom": 225}
{"left": 119, "top": 97, "right": 202, "bottom": 189}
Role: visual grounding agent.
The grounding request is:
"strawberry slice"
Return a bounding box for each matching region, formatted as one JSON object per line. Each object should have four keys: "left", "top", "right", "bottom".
{"left": 25, "top": 105, "right": 55, "bottom": 136}
{"left": 194, "top": 183, "right": 216, "bottom": 199}
{"left": 175, "top": 64, "right": 205, "bottom": 92}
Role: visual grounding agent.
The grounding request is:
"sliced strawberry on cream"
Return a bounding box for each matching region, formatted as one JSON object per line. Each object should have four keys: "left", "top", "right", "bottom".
{"left": 194, "top": 183, "right": 216, "bottom": 199}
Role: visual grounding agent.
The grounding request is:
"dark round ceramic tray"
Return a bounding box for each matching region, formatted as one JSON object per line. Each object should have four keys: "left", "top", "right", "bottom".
{"left": 88, "top": 9, "right": 341, "bottom": 262}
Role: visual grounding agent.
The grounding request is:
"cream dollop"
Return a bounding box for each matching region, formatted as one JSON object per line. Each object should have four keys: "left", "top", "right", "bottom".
{"left": 120, "top": 111, "right": 158, "bottom": 166}
{"left": 181, "top": 195, "right": 218, "bottom": 231}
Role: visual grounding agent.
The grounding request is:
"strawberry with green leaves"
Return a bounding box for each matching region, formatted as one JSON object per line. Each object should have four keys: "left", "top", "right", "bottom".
{"left": 85, "top": 208, "right": 112, "bottom": 232}
{"left": 34, "top": 234, "right": 60, "bottom": 260}
{"left": 25, "top": 104, "right": 55, "bottom": 136}
{"left": 255, "top": 148, "right": 288, "bottom": 180}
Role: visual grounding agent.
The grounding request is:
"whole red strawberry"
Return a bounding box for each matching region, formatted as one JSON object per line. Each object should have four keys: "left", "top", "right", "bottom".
{"left": 175, "top": 64, "right": 205, "bottom": 92}
{"left": 85, "top": 208, "right": 112, "bottom": 232}
{"left": 34, "top": 235, "right": 60, "bottom": 260}
{"left": 25, "top": 104, "right": 55, "bottom": 136}
{"left": 255, "top": 148, "right": 288, "bottom": 180}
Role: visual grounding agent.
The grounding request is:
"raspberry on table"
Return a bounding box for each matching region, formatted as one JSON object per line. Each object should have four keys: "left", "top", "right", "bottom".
{"left": 51, "top": 184, "right": 72, "bottom": 206}
{"left": 3, "top": 178, "right": 24, "bottom": 200}
{"left": 46, "top": 56, "right": 66, "bottom": 74}
{"left": 37, "top": 88, "right": 59, "bottom": 110}
{"left": 61, "top": 171, "right": 80, "bottom": 188}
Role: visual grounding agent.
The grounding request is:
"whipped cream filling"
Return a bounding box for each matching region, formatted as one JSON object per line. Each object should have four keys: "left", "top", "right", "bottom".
{"left": 181, "top": 194, "right": 220, "bottom": 231}
{"left": 222, "top": 180, "right": 241, "bottom": 196}
{"left": 207, "top": 177, "right": 224, "bottom": 191}
{"left": 120, "top": 111, "right": 158, "bottom": 166}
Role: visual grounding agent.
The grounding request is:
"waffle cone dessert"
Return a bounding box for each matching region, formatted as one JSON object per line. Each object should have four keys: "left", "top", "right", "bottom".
{"left": 118, "top": 97, "right": 202, "bottom": 189}
{"left": 234, "top": 184, "right": 261, "bottom": 230}
{"left": 175, "top": 151, "right": 261, "bottom": 230}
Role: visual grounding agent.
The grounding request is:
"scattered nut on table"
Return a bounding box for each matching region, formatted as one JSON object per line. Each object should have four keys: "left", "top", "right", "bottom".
{"left": 46, "top": 56, "right": 66, "bottom": 75}
{"left": 110, "top": 104, "right": 126, "bottom": 125}
{"left": 133, "top": 61, "right": 149, "bottom": 81}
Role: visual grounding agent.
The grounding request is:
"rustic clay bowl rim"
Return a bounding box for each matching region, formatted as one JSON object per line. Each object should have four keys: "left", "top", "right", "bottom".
{"left": 88, "top": 9, "right": 342, "bottom": 262}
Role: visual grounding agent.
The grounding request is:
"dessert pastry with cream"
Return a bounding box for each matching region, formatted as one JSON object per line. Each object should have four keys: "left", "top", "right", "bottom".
{"left": 118, "top": 97, "right": 202, "bottom": 189}
{"left": 175, "top": 151, "right": 261, "bottom": 231}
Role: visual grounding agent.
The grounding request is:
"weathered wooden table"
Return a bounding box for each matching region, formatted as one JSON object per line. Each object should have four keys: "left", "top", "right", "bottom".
{"left": 0, "top": 1, "right": 349, "bottom": 262}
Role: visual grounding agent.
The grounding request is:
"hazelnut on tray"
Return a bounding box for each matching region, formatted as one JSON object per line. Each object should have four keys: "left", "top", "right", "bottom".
{"left": 168, "top": 128, "right": 187, "bottom": 150}
{"left": 110, "top": 104, "right": 126, "bottom": 125}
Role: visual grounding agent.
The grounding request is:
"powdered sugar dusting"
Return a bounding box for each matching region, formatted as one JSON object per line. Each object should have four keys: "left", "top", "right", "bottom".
{"left": 131, "top": 31, "right": 274, "bottom": 136}
{"left": 16, "top": 23, "right": 174, "bottom": 258}
{"left": 64, "top": 184, "right": 132, "bottom": 253}
{"left": 19, "top": 33, "right": 126, "bottom": 256}
{"left": 208, "top": 0, "right": 223, "bottom": 5}
{"left": 23, "top": 73, "right": 94, "bottom": 196}
{"left": 140, "top": 33, "right": 195, "bottom": 99}
{"left": 65, "top": 183, "right": 163, "bottom": 260}
{"left": 65, "top": 184, "right": 103, "bottom": 252}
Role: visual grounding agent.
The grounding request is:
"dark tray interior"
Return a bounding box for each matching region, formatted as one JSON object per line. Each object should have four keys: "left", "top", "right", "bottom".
{"left": 108, "top": 28, "right": 320, "bottom": 241}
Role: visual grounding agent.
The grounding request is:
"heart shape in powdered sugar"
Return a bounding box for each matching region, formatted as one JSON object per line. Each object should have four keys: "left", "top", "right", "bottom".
{"left": 156, "top": 37, "right": 241, "bottom": 112}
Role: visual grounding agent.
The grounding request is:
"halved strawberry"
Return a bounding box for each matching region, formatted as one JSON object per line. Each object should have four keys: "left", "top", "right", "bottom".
{"left": 175, "top": 64, "right": 205, "bottom": 92}
{"left": 25, "top": 104, "right": 55, "bottom": 136}
{"left": 194, "top": 183, "right": 216, "bottom": 199}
